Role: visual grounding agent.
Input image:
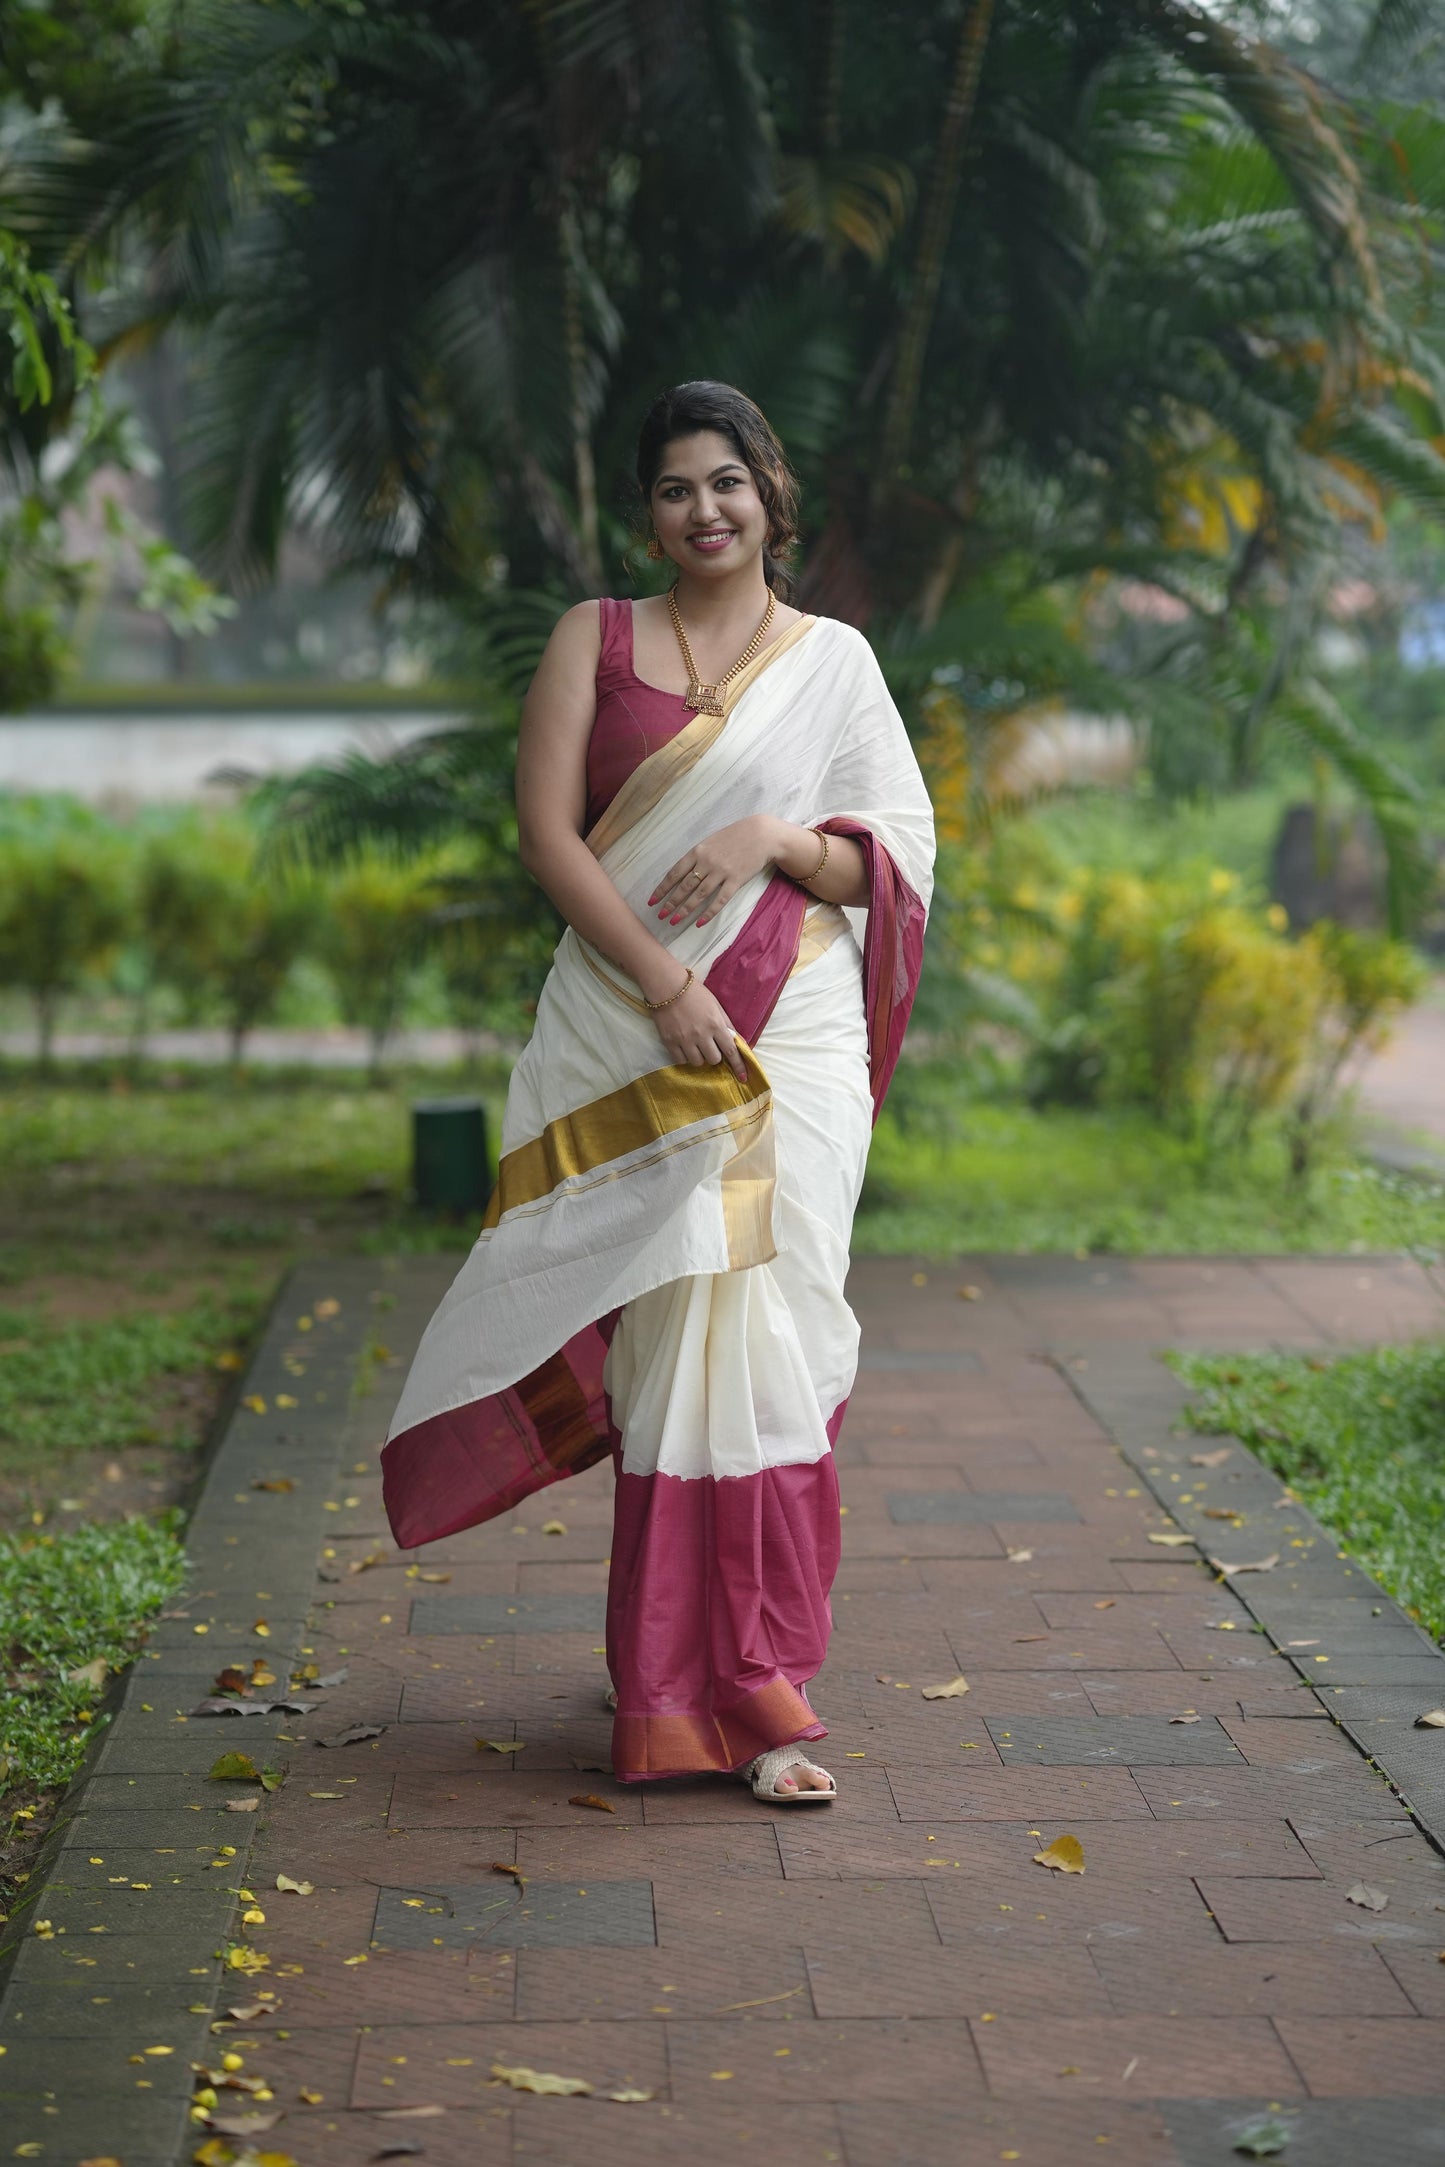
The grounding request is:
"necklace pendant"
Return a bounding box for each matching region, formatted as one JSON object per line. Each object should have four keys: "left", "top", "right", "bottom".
{"left": 686, "top": 680, "right": 726, "bottom": 716}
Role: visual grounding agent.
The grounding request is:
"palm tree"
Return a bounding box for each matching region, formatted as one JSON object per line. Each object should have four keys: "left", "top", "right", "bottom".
{"left": 9, "top": 0, "right": 1445, "bottom": 917}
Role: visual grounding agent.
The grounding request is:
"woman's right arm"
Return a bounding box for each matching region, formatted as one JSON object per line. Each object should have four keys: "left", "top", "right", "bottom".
{"left": 515, "top": 604, "right": 746, "bottom": 1076}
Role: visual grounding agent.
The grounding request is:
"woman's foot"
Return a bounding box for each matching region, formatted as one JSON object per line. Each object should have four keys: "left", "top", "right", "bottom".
{"left": 745, "top": 1744, "right": 837, "bottom": 1803}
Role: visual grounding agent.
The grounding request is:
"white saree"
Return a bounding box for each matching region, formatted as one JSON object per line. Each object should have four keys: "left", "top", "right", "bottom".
{"left": 384, "top": 611, "right": 935, "bottom": 1779}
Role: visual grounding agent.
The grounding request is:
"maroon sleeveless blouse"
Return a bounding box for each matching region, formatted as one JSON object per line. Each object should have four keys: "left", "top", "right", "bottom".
{"left": 585, "top": 598, "right": 693, "bottom": 834}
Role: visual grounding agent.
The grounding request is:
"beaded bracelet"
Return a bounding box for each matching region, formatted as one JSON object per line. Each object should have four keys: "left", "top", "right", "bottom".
{"left": 645, "top": 966, "right": 694, "bottom": 1012}
{"left": 800, "top": 827, "right": 829, "bottom": 889}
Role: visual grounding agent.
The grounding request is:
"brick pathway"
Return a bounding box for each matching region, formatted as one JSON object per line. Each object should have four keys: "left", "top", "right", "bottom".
{"left": 6, "top": 1253, "right": 1445, "bottom": 2165}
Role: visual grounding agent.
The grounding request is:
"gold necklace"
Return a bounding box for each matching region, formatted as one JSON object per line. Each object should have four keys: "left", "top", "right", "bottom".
{"left": 668, "top": 586, "right": 777, "bottom": 715}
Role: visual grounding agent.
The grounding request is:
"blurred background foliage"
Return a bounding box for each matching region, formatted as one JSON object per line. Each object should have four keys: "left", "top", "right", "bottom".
{"left": 0, "top": 0, "right": 1440, "bottom": 1167}
{"left": 0, "top": 0, "right": 1442, "bottom": 932}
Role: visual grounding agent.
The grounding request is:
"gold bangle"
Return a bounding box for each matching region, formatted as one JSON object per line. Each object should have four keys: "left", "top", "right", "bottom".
{"left": 800, "top": 827, "right": 829, "bottom": 889}
{"left": 645, "top": 966, "right": 694, "bottom": 1012}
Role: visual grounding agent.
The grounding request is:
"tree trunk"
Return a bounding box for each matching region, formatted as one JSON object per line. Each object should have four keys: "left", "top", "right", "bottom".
{"left": 35, "top": 988, "right": 57, "bottom": 1076}
{"left": 872, "top": 0, "right": 995, "bottom": 513}
{"left": 560, "top": 203, "right": 602, "bottom": 593}
{"left": 811, "top": 0, "right": 841, "bottom": 153}
{"left": 229, "top": 1019, "right": 247, "bottom": 1069}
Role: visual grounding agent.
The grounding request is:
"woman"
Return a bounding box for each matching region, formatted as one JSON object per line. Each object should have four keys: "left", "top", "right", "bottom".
{"left": 383, "top": 381, "right": 934, "bottom": 1803}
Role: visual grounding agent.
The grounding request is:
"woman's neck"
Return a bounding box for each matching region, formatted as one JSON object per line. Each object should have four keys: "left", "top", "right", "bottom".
{"left": 670, "top": 564, "right": 772, "bottom": 627}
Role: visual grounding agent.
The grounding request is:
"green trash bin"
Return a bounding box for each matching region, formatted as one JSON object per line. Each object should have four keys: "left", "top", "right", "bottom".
{"left": 412, "top": 1097, "right": 491, "bottom": 1215}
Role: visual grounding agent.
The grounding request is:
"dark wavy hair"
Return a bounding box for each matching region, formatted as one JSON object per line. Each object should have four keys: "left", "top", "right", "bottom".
{"left": 636, "top": 381, "right": 800, "bottom": 599}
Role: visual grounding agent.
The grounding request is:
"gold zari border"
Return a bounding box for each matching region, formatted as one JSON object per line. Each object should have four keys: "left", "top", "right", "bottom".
{"left": 483, "top": 1042, "right": 773, "bottom": 1243}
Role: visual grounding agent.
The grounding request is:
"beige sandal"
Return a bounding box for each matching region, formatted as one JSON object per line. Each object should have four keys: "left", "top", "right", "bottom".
{"left": 745, "top": 1744, "right": 836, "bottom": 1804}
{"left": 603, "top": 1684, "right": 618, "bottom": 1712}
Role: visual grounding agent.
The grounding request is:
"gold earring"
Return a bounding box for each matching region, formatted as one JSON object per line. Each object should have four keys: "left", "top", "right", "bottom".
{"left": 646, "top": 532, "right": 665, "bottom": 561}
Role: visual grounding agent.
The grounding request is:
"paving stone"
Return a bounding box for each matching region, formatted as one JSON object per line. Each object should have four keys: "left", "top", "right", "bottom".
{"left": 1132, "top": 1766, "right": 1405, "bottom": 1820}
{"left": 972, "top": 2013, "right": 1303, "bottom": 2097}
{"left": 1195, "top": 1876, "right": 1440, "bottom": 1945}
{"left": 374, "top": 1878, "right": 656, "bottom": 1948}
{"left": 1088, "top": 1937, "right": 1414, "bottom": 2016}
{"left": 858, "top": 1347, "right": 982, "bottom": 1369}
{"left": 408, "top": 1592, "right": 609, "bottom": 1634}
{"left": 650, "top": 1873, "right": 942, "bottom": 1949}
{"left": 1164, "top": 2099, "right": 1445, "bottom": 2167}
{"left": 839, "top": 2098, "right": 1173, "bottom": 2167}
{"left": 666, "top": 2013, "right": 984, "bottom": 2101}
{"left": 804, "top": 1939, "right": 1107, "bottom": 2018}
{"left": 887, "top": 1763, "right": 1152, "bottom": 1821}
{"left": 511, "top": 2097, "right": 844, "bottom": 2167}
{"left": 353, "top": 2017, "right": 667, "bottom": 2106}
{"left": 0, "top": 2086, "right": 192, "bottom": 2155}
{"left": 1273, "top": 2016, "right": 1445, "bottom": 2096}
{"left": 515, "top": 1942, "right": 811, "bottom": 2021}
{"left": 888, "top": 1490, "right": 1082, "bottom": 1524}
{"left": 983, "top": 1713, "right": 1243, "bottom": 1766}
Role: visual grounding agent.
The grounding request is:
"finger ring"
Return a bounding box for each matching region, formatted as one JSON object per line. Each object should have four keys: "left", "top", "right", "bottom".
{"left": 690, "top": 869, "right": 704, "bottom": 883}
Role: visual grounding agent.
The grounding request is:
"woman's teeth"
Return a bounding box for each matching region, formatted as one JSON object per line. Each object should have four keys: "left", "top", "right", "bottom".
{"left": 689, "top": 531, "right": 735, "bottom": 550}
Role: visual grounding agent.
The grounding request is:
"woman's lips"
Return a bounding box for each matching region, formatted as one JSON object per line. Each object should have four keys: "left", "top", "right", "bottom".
{"left": 687, "top": 530, "right": 736, "bottom": 552}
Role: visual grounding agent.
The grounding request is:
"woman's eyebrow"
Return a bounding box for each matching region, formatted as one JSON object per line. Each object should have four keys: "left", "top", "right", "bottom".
{"left": 654, "top": 463, "right": 748, "bottom": 486}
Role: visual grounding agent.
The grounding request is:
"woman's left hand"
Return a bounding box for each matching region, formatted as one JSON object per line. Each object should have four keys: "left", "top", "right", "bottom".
{"left": 649, "top": 815, "right": 781, "bottom": 928}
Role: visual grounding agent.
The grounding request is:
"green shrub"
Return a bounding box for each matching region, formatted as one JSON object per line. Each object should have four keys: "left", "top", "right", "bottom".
{"left": 318, "top": 855, "right": 439, "bottom": 1077}
{"left": 1024, "top": 865, "right": 1424, "bottom": 1166}
{"left": 0, "top": 830, "right": 131, "bottom": 1068}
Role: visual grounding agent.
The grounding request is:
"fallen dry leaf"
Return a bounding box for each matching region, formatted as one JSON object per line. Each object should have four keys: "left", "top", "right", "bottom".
{"left": 490, "top": 2062, "right": 592, "bottom": 2096}
{"left": 212, "top": 1667, "right": 250, "bottom": 1695}
{"left": 920, "top": 1676, "right": 970, "bottom": 1700}
{"left": 491, "top": 1861, "right": 527, "bottom": 1887}
{"left": 1005, "top": 1547, "right": 1034, "bottom": 1563}
{"left": 223, "top": 1945, "right": 271, "bottom": 1975}
{"left": 568, "top": 1794, "right": 617, "bottom": 1813}
{"left": 190, "top": 1696, "right": 315, "bottom": 1718}
{"left": 275, "top": 1874, "right": 314, "bottom": 1896}
{"left": 1345, "top": 1882, "right": 1389, "bottom": 1912}
{"left": 414, "top": 1570, "right": 451, "bottom": 1584}
{"left": 66, "top": 1658, "right": 107, "bottom": 1691}
{"left": 1202, "top": 1507, "right": 1244, "bottom": 1522}
{"left": 541, "top": 1519, "right": 568, "bottom": 1536}
{"left": 208, "top": 1752, "right": 263, "bottom": 1783}
{"left": 475, "top": 1737, "right": 525, "bottom": 1754}
{"left": 1032, "top": 1833, "right": 1085, "bottom": 1875}
{"left": 1190, "top": 1448, "right": 1232, "bottom": 1468}
{"left": 314, "top": 1723, "right": 386, "bottom": 1748}
{"left": 252, "top": 1478, "right": 294, "bottom": 1493}
{"left": 346, "top": 1551, "right": 387, "bottom": 1575}
{"left": 1213, "top": 1553, "right": 1280, "bottom": 1577}
{"left": 1170, "top": 1713, "right": 1201, "bottom": 1725}
{"left": 1092, "top": 1600, "right": 1116, "bottom": 1610}
{"left": 313, "top": 1297, "right": 341, "bottom": 1319}
{"left": 957, "top": 1284, "right": 982, "bottom": 1300}
{"left": 604, "top": 2087, "right": 657, "bottom": 2102}
{"left": 202, "top": 2109, "right": 283, "bottom": 2137}
{"left": 1414, "top": 1709, "right": 1445, "bottom": 1729}
{"left": 373, "top": 2104, "right": 447, "bottom": 2118}
{"left": 253, "top": 1620, "right": 271, "bottom": 1637}
{"left": 1148, "top": 1533, "right": 1194, "bottom": 1547}
{"left": 225, "top": 1796, "right": 260, "bottom": 1813}
{"left": 226, "top": 1999, "right": 280, "bottom": 2021}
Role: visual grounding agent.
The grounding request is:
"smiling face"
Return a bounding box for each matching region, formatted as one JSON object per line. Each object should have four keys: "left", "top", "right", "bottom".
{"left": 648, "top": 430, "right": 769, "bottom": 580}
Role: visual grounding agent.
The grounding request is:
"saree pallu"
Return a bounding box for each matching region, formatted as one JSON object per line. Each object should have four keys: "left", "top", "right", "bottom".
{"left": 382, "top": 612, "right": 935, "bottom": 1780}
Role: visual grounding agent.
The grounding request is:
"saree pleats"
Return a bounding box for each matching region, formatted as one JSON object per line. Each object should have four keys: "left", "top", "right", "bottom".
{"left": 603, "top": 932, "right": 869, "bottom": 1778}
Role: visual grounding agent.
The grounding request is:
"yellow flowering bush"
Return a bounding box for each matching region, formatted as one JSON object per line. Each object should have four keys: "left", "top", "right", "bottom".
{"left": 1024, "top": 863, "right": 1423, "bottom": 1161}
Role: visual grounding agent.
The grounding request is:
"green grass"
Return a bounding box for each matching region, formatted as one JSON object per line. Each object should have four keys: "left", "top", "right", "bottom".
{"left": 0, "top": 1515, "right": 188, "bottom": 1794}
{"left": 1169, "top": 1341, "right": 1445, "bottom": 1644}
{"left": 857, "top": 1083, "right": 1445, "bottom": 1257}
{"left": 0, "top": 1294, "right": 262, "bottom": 1473}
